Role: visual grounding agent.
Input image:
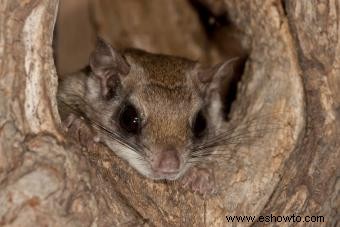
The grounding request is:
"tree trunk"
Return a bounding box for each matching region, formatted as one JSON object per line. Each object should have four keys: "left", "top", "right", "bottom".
{"left": 0, "top": 0, "right": 338, "bottom": 226}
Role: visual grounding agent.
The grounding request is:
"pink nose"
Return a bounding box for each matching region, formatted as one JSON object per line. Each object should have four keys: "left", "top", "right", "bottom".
{"left": 154, "top": 148, "right": 180, "bottom": 173}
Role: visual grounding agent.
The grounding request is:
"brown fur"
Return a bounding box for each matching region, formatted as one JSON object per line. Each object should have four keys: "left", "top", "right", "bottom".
{"left": 58, "top": 39, "right": 230, "bottom": 181}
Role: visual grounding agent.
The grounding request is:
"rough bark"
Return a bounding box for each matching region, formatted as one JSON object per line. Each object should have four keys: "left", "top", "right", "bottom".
{"left": 0, "top": 0, "right": 338, "bottom": 227}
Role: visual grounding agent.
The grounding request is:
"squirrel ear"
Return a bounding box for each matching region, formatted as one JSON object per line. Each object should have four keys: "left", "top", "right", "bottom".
{"left": 195, "top": 57, "right": 239, "bottom": 94}
{"left": 89, "top": 37, "right": 130, "bottom": 77}
{"left": 193, "top": 58, "right": 240, "bottom": 125}
{"left": 89, "top": 37, "right": 130, "bottom": 99}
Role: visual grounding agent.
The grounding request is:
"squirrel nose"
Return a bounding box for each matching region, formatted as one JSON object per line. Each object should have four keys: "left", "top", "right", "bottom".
{"left": 154, "top": 148, "right": 180, "bottom": 173}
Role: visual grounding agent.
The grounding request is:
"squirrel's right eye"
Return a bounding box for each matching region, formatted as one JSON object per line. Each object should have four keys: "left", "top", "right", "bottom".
{"left": 192, "top": 110, "right": 207, "bottom": 138}
{"left": 118, "top": 104, "right": 140, "bottom": 135}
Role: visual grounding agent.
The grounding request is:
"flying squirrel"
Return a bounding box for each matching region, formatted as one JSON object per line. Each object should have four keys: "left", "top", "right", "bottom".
{"left": 57, "top": 37, "right": 239, "bottom": 195}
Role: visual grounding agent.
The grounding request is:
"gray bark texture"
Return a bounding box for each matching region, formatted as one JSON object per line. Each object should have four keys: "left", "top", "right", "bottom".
{"left": 0, "top": 0, "right": 339, "bottom": 226}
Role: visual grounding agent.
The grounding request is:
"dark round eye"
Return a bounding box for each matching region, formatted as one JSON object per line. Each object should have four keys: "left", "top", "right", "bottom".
{"left": 118, "top": 104, "right": 141, "bottom": 134}
{"left": 192, "top": 110, "right": 207, "bottom": 138}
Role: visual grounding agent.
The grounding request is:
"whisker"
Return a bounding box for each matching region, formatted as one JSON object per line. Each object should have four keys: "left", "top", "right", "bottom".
{"left": 60, "top": 94, "right": 154, "bottom": 155}
{"left": 188, "top": 111, "right": 283, "bottom": 164}
{"left": 196, "top": 127, "right": 276, "bottom": 151}
{"left": 197, "top": 115, "right": 280, "bottom": 149}
{"left": 58, "top": 99, "right": 148, "bottom": 157}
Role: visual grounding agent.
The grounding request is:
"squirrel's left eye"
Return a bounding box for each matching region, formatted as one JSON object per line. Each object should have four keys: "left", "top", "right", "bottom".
{"left": 192, "top": 110, "right": 207, "bottom": 138}
{"left": 118, "top": 104, "right": 141, "bottom": 135}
